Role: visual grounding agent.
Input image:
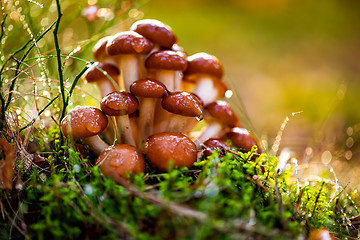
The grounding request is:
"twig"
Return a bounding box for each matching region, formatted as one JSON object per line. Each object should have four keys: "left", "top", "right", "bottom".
{"left": 311, "top": 181, "right": 325, "bottom": 217}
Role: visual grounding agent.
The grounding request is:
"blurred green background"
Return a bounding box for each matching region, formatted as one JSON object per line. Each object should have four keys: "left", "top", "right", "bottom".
{"left": 2, "top": 0, "right": 360, "bottom": 189}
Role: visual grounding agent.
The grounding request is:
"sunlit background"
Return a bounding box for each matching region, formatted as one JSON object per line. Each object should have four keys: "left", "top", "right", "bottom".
{"left": 2, "top": 0, "right": 360, "bottom": 191}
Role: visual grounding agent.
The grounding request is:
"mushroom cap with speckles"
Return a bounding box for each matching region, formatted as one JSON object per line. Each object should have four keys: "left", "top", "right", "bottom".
{"left": 202, "top": 138, "right": 230, "bottom": 158}
{"left": 130, "top": 78, "right": 168, "bottom": 98}
{"left": 106, "top": 31, "right": 153, "bottom": 56}
{"left": 60, "top": 106, "right": 108, "bottom": 139}
{"left": 183, "top": 52, "right": 223, "bottom": 82}
{"left": 100, "top": 91, "right": 139, "bottom": 116}
{"left": 96, "top": 144, "right": 145, "bottom": 179}
{"left": 161, "top": 91, "right": 203, "bottom": 117}
{"left": 130, "top": 19, "right": 177, "bottom": 49}
{"left": 224, "top": 127, "right": 261, "bottom": 152}
{"left": 93, "top": 36, "right": 112, "bottom": 62}
{"left": 144, "top": 132, "right": 197, "bottom": 172}
{"left": 204, "top": 100, "right": 240, "bottom": 128}
{"left": 145, "top": 50, "right": 187, "bottom": 71}
{"left": 83, "top": 62, "right": 120, "bottom": 83}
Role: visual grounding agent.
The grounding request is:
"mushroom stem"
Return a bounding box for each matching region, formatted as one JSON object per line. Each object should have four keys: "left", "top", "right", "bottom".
{"left": 195, "top": 122, "right": 223, "bottom": 149}
{"left": 157, "top": 70, "right": 175, "bottom": 91}
{"left": 139, "top": 98, "right": 156, "bottom": 141}
{"left": 183, "top": 118, "right": 200, "bottom": 134}
{"left": 83, "top": 135, "right": 110, "bottom": 156}
{"left": 166, "top": 114, "right": 189, "bottom": 133}
{"left": 120, "top": 54, "right": 139, "bottom": 91}
{"left": 137, "top": 55, "right": 147, "bottom": 79}
{"left": 194, "top": 77, "right": 217, "bottom": 105}
{"left": 173, "top": 70, "right": 183, "bottom": 91}
{"left": 116, "top": 115, "right": 136, "bottom": 146}
{"left": 97, "top": 80, "right": 117, "bottom": 99}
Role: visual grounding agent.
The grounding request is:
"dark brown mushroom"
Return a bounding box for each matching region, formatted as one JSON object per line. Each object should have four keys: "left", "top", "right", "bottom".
{"left": 83, "top": 62, "right": 119, "bottom": 98}
{"left": 61, "top": 106, "right": 109, "bottom": 155}
{"left": 96, "top": 144, "right": 145, "bottom": 179}
{"left": 202, "top": 138, "right": 230, "bottom": 158}
{"left": 93, "top": 36, "right": 116, "bottom": 66}
{"left": 101, "top": 91, "right": 139, "bottom": 146}
{"left": 195, "top": 100, "right": 240, "bottom": 149}
{"left": 130, "top": 79, "right": 167, "bottom": 141}
{"left": 144, "top": 132, "right": 197, "bottom": 172}
{"left": 161, "top": 91, "right": 203, "bottom": 133}
{"left": 106, "top": 31, "right": 153, "bottom": 91}
{"left": 223, "top": 127, "right": 261, "bottom": 153}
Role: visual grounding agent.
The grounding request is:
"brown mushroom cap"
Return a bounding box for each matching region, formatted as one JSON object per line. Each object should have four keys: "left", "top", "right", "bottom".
{"left": 96, "top": 144, "right": 145, "bottom": 179}
{"left": 93, "top": 36, "right": 112, "bottom": 62}
{"left": 100, "top": 91, "right": 139, "bottom": 116}
{"left": 183, "top": 52, "right": 223, "bottom": 82}
{"left": 60, "top": 106, "right": 108, "bottom": 139}
{"left": 83, "top": 62, "right": 120, "bottom": 83}
{"left": 224, "top": 127, "right": 261, "bottom": 152}
{"left": 106, "top": 31, "right": 153, "bottom": 56}
{"left": 130, "top": 19, "right": 177, "bottom": 49}
{"left": 145, "top": 50, "right": 187, "bottom": 71}
{"left": 161, "top": 91, "right": 203, "bottom": 117}
{"left": 308, "top": 228, "right": 338, "bottom": 240}
{"left": 130, "top": 78, "right": 168, "bottom": 98}
{"left": 202, "top": 138, "right": 229, "bottom": 158}
{"left": 204, "top": 101, "right": 240, "bottom": 128}
{"left": 144, "top": 132, "right": 197, "bottom": 171}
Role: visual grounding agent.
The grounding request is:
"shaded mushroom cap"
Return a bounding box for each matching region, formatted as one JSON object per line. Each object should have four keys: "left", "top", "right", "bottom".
{"left": 161, "top": 91, "right": 203, "bottom": 117}
{"left": 106, "top": 31, "right": 153, "bottom": 55}
{"left": 145, "top": 50, "right": 187, "bottom": 71}
{"left": 130, "top": 19, "right": 177, "bottom": 49}
{"left": 144, "top": 132, "right": 197, "bottom": 171}
{"left": 83, "top": 62, "right": 120, "bottom": 83}
{"left": 96, "top": 144, "right": 145, "bottom": 179}
{"left": 204, "top": 101, "right": 240, "bottom": 128}
{"left": 60, "top": 106, "right": 108, "bottom": 139}
{"left": 93, "top": 36, "right": 112, "bottom": 62}
{"left": 202, "top": 138, "right": 230, "bottom": 158}
{"left": 183, "top": 52, "right": 223, "bottom": 82}
{"left": 130, "top": 78, "right": 168, "bottom": 98}
{"left": 224, "top": 127, "right": 261, "bottom": 152}
{"left": 100, "top": 91, "right": 139, "bottom": 116}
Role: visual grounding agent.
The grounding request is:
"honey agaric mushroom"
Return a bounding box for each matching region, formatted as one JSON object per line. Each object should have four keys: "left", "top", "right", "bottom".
{"left": 106, "top": 31, "right": 153, "bottom": 91}
{"left": 96, "top": 144, "right": 145, "bottom": 179}
{"left": 82, "top": 62, "right": 119, "bottom": 98}
{"left": 195, "top": 100, "right": 240, "bottom": 149}
{"left": 183, "top": 52, "right": 224, "bottom": 105}
{"left": 161, "top": 91, "right": 203, "bottom": 133}
{"left": 145, "top": 50, "right": 187, "bottom": 92}
{"left": 130, "top": 19, "right": 177, "bottom": 52}
{"left": 224, "top": 127, "right": 261, "bottom": 153}
{"left": 144, "top": 132, "right": 197, "bottom": 172}
{"left": 61, "top": 106, "right": 109, "bottom": 155}
{"left": 100, "top": 91, "right": 139, "bottom": 146}
{"left": 308, "top": 228, "right": 339, "bottom": 240}
{"left": 93, "top": 36, "right": 117, "bottom": 66}
{"left": 130, "top": 78, "right": 167, "bottom": 142}
{"left": 202, "top": 138, "right": 230, "bottom": 158}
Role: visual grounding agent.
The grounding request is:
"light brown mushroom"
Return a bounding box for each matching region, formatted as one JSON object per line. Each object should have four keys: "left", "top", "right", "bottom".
{"left": 161, "top": 91, "right": 203, "bottom": 133}
{"left": 144, "top": 132, "right": 197, "bottom": 172}
{"left": 92, "top": 36, "right": 117, "bottom": 66}
{"left": 130, "top": 78, "right": 168, "bottom": 142}
{"left": 61, "top": 106, "right": 109, "bottom": 155}
{"left": 223, "top": 127, "right": 261, "bottom": 153}
{"left": 96, "top": 144, "right": 145, "bottom": 179}
{"left": 100, "top": 91, "right": 139, "bottom": 146}
{"left": 106, "top": 31, "right": 153, "bottom": 91}
{"left": 195, "top": 100, "right": 240, "bottom": 149}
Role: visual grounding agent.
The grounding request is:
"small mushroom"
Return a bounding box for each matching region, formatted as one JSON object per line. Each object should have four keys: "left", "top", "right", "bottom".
{"left": 130, "top": 78, "right": 167, "bottom": 142}
{"left": 106, "top": 31, "right": 153, "bottom": 91}
{"left": 161, "top": 91, "right": 203, "bottom": 133}
{"left": 202, "top": 138, "right": 230, "bottom": 158}
{"left": 100, "top": 91, "right": 139, "bottom": 146}
{"left": 144, "top": 132, "right": 197, "bottom": 172}
{"left": 92, "top": 36, "right": 117, "bottom": 66}
{"left": 308, "top": 228, "right": 339, "bottom": 240}
{"left": 183, "top": 52, "right": 224, "bottom": 105}
{"left": 96, "top": 144, "right": 145, "bottom": 179}
{"left": 82, "top": 62, "right": 119, "bottom": 98}
{"left": 195, "top": 100, "right": 240, "bottom": 149}
{"left": 61, "top": 106, "right": 109, "bottom": 155}
{"left": 130, "top": 19, "right": 177, "bottom": 52}
{"left": 223, "top": 127, "right": 261, "bottom": 153}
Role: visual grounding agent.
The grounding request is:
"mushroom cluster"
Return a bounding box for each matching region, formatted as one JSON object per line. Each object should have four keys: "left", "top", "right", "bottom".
{"left": 61, "top": 19, "right": 261, "bottom": 179}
